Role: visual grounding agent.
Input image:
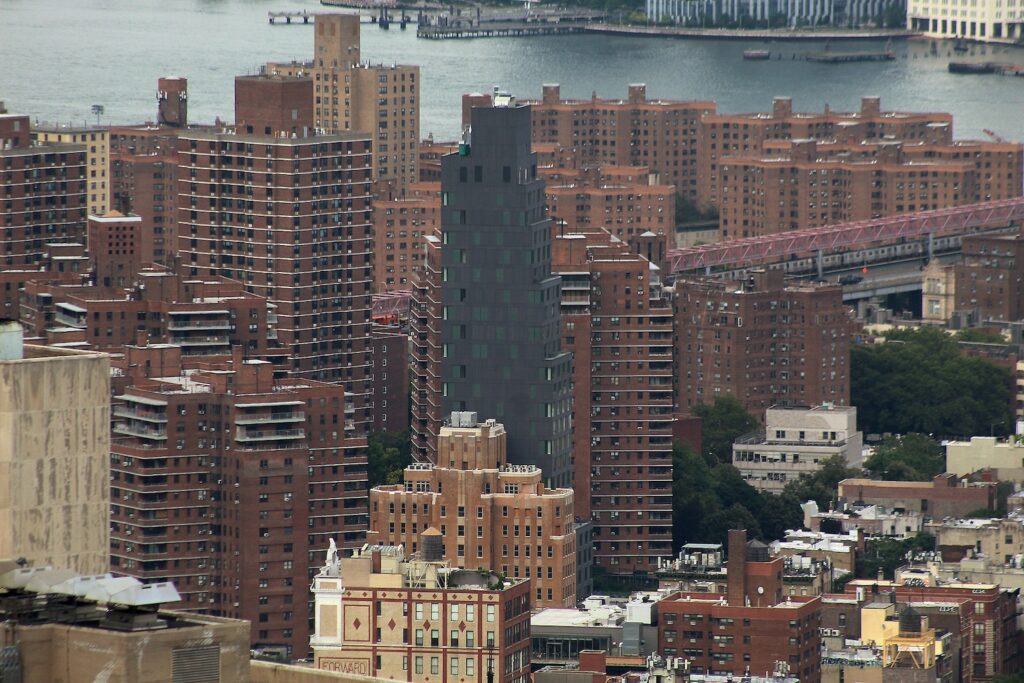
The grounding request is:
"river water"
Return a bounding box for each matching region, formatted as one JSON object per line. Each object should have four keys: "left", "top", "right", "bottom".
{"left": 2, "top": 0, "right": 1024, "bottom": 140}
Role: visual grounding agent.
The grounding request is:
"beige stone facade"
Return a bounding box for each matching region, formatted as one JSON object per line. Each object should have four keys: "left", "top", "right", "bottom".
{"left": 32, "top": 124, "right": 110, "bottom": 216}
{"left": 0, "top": 342, "right": 110, "bottom": 574}
{"left": 266, "top": 14, "right": 420, "bottom": 191}
{"left": 2, "top": 611, "right": 249, "bottom": 683}
{"left": 945, "top": 435, "right": 1024, "bottom": 480}
{"left": 311, "top": 544, "right": 532, "bottom": 683}
{"left": 367, "top": 414, "right": 577, "bottom": 607}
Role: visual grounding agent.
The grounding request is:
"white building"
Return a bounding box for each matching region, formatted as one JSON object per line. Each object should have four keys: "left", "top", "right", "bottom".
{"left": 907, "top": 0, "right": 1024, "bottom": 42}
{"left": 733, "top": 405, "right": 862, "bottom": 493}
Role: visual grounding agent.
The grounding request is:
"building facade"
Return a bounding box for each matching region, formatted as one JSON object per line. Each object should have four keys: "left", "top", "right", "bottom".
{"left": 0, "top": 113, "right": 87, "bottom": 274}
{"left": 32, "top": 123, "right": 109, "bottom": 218}
{"left": 837, "top": 474, "right": 996, "bottom": 520}
{"left": 908, "top": 0, "right": 1024, "bottom": 42}
{"left": 311, "top": 543, "right": 532, "bottom": 683}
{"left": 0, "top": 328, "right": 110, "bottom": 575}
{"left": 673, "top": 269, "right": 851, "bottom": 420}
{"left": 552, "top": 228, "right": 674, "bottom": 572}
{"left": 370, "top": 323, "right": 410, "bottom": 433}
{"left": 648, "top": 0, "right": 902, "bottom": 28}
{"left": 372, "top": 181, "right": 440, "bottom": 292}
{"left": 368, "top": 412, "right": 577, "bottom": 607}
{"left": 176, "top": 75, "right": 374, "bottom": 432}
{"left": 732, "top": 404, "right": 862, "bottom": 493}
{"left": 527, "top": 84, "right": 715, "bottom": 202}
{"left": 110, "top": 347, "right": 368, "bottom": 656}
{"left": 265, "top": 14, "right": 420, "bottom": 191}
{"left": 410, "top": 96, "right": 573, "bottom": 488}
{"left": 696, "top": 97, "right": 955, "bottom": 211}
{"left": 955, "top": 227, "right": 1024, "bottom": 323}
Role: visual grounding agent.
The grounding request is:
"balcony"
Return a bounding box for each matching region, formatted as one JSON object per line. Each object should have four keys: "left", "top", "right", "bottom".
{"left": 234, "top": 411, "right": 305, "bottom": 425}
{"left": 171, "top": 335, "right": 231, "bottom": 346}
{"left": 113, "top": 406, "right": 168, "bottom": 423}
{"left": 234, "top": 427, "right": 305, "bottom": 442}
{"left": 113, "top": 422, "right": 168, "bottom": 440}
{"left": 167, "top": 320, "right": 232, "bottom": 331}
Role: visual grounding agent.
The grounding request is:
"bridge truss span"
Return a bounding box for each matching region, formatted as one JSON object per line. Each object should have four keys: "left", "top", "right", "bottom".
{"left": 667, "top": 198, "right": 1024, "bottom": 274}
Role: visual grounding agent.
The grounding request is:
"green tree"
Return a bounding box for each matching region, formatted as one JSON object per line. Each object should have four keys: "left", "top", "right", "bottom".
{"left": 693, "top": 396, "right": 759, "bottom": 464}
{"left": 367, "top": 431, "right": 411, "bottom": 489}
{"left": 863, "top": 433, "right": 944, "bottom": 481}
{"left": 857, "top": 533, "right": 935, "bottom": 580}
{"left": 852, "top": 327, "right": 1013, "bottom": 437}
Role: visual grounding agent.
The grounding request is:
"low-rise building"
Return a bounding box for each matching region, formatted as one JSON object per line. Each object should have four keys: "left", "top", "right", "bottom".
{"left": 311, "top": 543, "right": 531, "bottom": 683}
{"left": 770, "top": 528, "right": 864, "bottom": 576}
{"left": 837, "top": 474, "right": 997, "bottom": 521}
{"left": 927, "top": 514, "right": 1024, "bottom": 563}
{"left": 802, "top": 500, "right": 925, "bottom": 539}
{"left": 655, "top": 541, "right": 837, "bottom": 598}
{"left": 946, "top": 435, "right": 1024, "bottom": 481}
{"left": 922, "top": 261, "right": 957, "bottom": 326}
{"left": 733, "top": 405, "right": 862, "bottom": 493}
{"left": 367, "top": 412, "right": 577, "bottom": 608}
{"left": 908, "top": 0, "right": 1023, "bottom": 42}
{"left": 655, "top": 530, "right": 822, "bottom": 682}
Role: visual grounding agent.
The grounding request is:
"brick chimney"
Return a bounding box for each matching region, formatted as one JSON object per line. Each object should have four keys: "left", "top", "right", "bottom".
{"left": 627, "top": 84, "right": 646, "bottom": 105}
{"left": 727, "top": 528, "right": 748, "bottom": 606}
{"left": 542, "top": 84, "right": 561, "bottom": 105}
{"left": 772, "top": 97, "right": 793, "bottom": 119}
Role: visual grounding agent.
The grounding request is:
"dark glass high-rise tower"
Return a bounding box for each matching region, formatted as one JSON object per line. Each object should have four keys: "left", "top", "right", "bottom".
{"left": 411, "top": 96, "right": 573, "bottom": 488}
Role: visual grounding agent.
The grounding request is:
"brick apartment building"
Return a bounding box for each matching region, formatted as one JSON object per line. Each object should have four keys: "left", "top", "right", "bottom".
{"left": 955, "top": 226, "right": 1024, "bottom": 322}
{"left": 544, "top": 165, "right": 676, "bottom": 246}
{"left": 87, "top": 212, "right": 143, "bottom": 287}
{"left": 372, "top": 181, "right": 440, "bottom": 291}
{"left": 0, "top": 112, "right": 87, "bottom": 270}
{"left": 673, "top": 269, "right": 850, "bottom": 420}
{"left": 697, "top": 96, "right": 955, "bottom": 211}
{"left": 526, "top": 84, "right": 715, "bottom": 202}
{"left": 109, "top": 78, "right": 185, "bottom": 266}
{"left": 833, "top": 575, "right": 1021, "bottom": 681}
{"left": 19, "top": 265, "right": 283, "bottom": 361}
{"left": 656, "top": 530, "right": 822, "bottom": 682}
{"left": 367, "top": 412, "right": 576, "bottom": 607}
{"left": 265, "top": 14, "right": 420, "bottom": 191}
{"left": 837, "top": 474, "right": 997, "bottom": 520}
{"left": 32, "top": 122, "right": 109, "bottom": 218}
{"left": 109, "top": 345, "right": 368, "bottom": 657}
{"left": 716, "top": 137, "right": 1022, "bottom": 239}
{"left": 552, "top": 228, "right": 674, "bottom": 572}
{"left": 369, "top": 322, "right": 410, "bottom": 433}
{"left": 311, "top": 544, "right": 531, "bottom": 683}
{"left": 176, "top": 74, "right": 374, "bottom": 433}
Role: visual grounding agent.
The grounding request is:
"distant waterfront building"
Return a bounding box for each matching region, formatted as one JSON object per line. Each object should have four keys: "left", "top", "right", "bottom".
{"left": 732, "top": 404, "right": 862, "bottom": 493}
{"left": 908, "top": 0, "right": 1024, "bottom": 41}
{"left": 0, "top": 326, "right": 110, "bottom": 575}
{"left": 647, "top": 0, "right": 901, "bottom": 27}
{"left": 311, "top": 543, "right": 532, "bottom": 683}
{"left": 368, "top": 412, "right": 577, "bottom": 607}
{"left": 265, "top": 14, "right": 420, "bottom": 191}
{"left": 696, "top": 96, "right": 955, "bottom": 211}
{"left": 410, "top": 94, "right": 573, "bottom": 488}
{"left": 526, "top": 84, "right": 715, "bottom": 202}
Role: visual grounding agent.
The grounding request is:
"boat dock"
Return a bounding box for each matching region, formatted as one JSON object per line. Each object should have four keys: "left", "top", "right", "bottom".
{"left": 806, "top": 50, "right": 895, "bottom": 62}
{"left": 268, "top": 10, "right": 316, "bottom": 24}
{"left": 418, "top": 22, "right": 589, "bottom": 39}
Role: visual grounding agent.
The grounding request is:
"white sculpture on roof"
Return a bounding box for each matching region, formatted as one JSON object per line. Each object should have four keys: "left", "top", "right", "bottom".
{"left": 321, "top": 538, "right": 340, "bottom": 577}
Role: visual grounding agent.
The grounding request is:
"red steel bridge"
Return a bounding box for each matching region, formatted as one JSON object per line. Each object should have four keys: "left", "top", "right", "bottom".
{"left": 667, "top": 198, "right": 1024, "bottom": 274}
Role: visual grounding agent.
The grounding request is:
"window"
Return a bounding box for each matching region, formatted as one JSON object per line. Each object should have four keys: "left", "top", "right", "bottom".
{"left": 415, "top": 657, "right": 424, "bottom": 674}
{"left": 431, "top": 629, "right": 439, "bottom": 647}
{"left": 467, "top": 605, "right": 475, "bottom": 622}
{"left": 431, "top": 603, "right": 440, "bottom": 620}
{"left": 450, "top": 658, "right": 459, "bottom": 675}
{"left": 451, "top": 604, "right": 459, "bottom": 621}
{"left": 415, "top": 603, "right": 424, "bottom": 620}
{"left": 431, "top": 657, "right": 439, "bottom": 675}
{"left": 415, "top": 629, "right": 424, "bottom": 646}
{"left": 467, "top": 658, "right": 475, "bottom": 676}
{"left": 451, "top": 630, "right": 459, "bottom": 647}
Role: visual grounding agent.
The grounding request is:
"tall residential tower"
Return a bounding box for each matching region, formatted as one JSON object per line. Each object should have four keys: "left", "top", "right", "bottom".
{"left": 411, "top": 96, "right": 573, "bottom": 488}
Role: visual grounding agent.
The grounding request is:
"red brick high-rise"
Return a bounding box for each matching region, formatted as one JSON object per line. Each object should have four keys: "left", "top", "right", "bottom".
{"left": 553, "top": 228, "right": 674, "bottom": 572}
{"left": 176, "top": 74, "right": 374, "bottom": 431}
{"left": 526, "top": 84, "right": 715, "bottom": 202}
{"left": 674, "top": 269, "right": 850, "bottom": 421}
{"left": 0, "top": 112, "right": 87, "bottom": 315}
{"left": 110, "top": 345, "right": 368, "bottom": 657}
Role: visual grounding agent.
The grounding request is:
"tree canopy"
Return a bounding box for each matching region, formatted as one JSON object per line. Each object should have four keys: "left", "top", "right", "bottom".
{"left": 863, "top": 433, "right": 944, "bottom": 481}
{"left": 692, "top": 395, "right": 760, "bottom": 464}
{"left": 367, "top": 431, "right": 412, "bottom": 489}
{"left": 851, "top": 327, "right": 1013, "bottom": 438}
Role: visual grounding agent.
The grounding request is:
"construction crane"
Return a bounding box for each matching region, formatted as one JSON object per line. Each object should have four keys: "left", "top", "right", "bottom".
{"left": 983, "top": 128, "right": 1008, "bottom": 144}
